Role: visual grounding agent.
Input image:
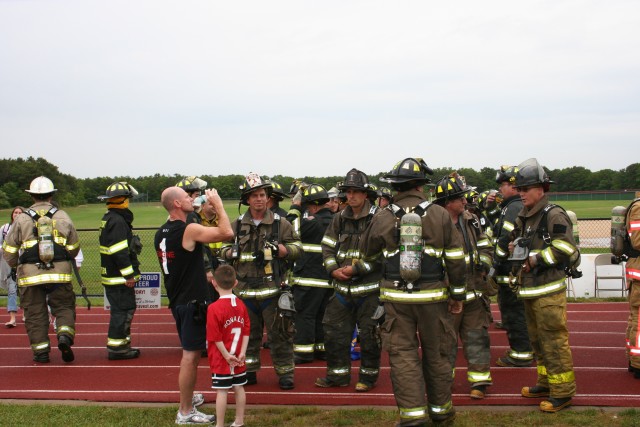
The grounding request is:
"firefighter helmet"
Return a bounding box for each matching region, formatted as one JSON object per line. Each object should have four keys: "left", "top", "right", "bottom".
{"left": 495, "top": 165, "right": 519, "bottom": 185}
{"left": 338, "top": 168, "right": 371, "bottom": 192}
{"left": 327, "top": 187, "right": 339, "bottom": 199}
{"left": 514, "top": 158, "right": 554, "bottom": 189}
{"left": 25, "top": 176, "right": 57, "bottom": 195}
{"left": 302, "top": 184, "right": 329, "bottom": 205}
{"left": 378, "top": 186, "right": 393, "bottom": 200}
{"left": 176, "top": 176, "right": 207, "bottom": 193}
{"left": 478, "top": 189, "right": 498, "bottom": 211}
{"left": 267, "top": 180, "right": 290, "bottom": 201}
{"left": 239, "top": 172, "right": 272, "bottom": 205}
{"left": 465, "top": 187, "right": 479, "bottom": 207}
{"left": 98, "top": 182, "right": 139, "bottom": 201}
{"left": 434, "top": 172, "right": 469, "bottom": 202}
{"left": 381, "top": 157, "right": 433, "bottom": 185}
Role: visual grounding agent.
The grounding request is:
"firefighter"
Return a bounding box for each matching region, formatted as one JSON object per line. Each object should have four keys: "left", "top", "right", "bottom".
{"left": 327, "top": 187, "right": 341, "bottom": 213}
{"left": 316, "top": 168, "right": 382, "bottom": 392}
{"left": 286, "top": 184, "right": 334, "bottom": 363}
{"left": 267, "top": 180, "right": 290, "bottom": 217}
{"left": 509, "top": 158, "right": 577, "bottom": 413}
{"left": 176, "top": 176, "right": 208, "bottom": 201}
{"left": 2, "top": 176, "right": 80, "bottom": 363}
{"left": 625, "top": 197, "right": 640, "bottom": 379}
{"left": 220, "top": 173, "right": 302, "bottom": 390}
{"left": 377, "top": 187, "right": 393, "bottom": 208}
{"left": 434, "top": 172, "right": 494, "bottom": 399}
{"left": 492, "top": 165, "right": 534, "bottom": 366}
{"left": 98, "top": 182, "right": 142, "bottom": 360}
{"left": 358, "top": 158, "right": 466, "bottom": 425}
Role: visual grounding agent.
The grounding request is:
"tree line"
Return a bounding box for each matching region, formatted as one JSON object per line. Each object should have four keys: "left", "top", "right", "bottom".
{"left": 1, "top": 157, "right": 639, "bottom": 209}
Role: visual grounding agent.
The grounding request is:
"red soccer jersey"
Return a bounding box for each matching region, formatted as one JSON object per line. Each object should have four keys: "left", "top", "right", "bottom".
{"left": 206, "top": 294, "right": 251, "bottom": 375}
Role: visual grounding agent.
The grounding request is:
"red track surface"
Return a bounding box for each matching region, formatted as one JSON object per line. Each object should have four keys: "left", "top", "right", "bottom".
{"left": 1, "top": 302, "right": 637, "bottom": 408}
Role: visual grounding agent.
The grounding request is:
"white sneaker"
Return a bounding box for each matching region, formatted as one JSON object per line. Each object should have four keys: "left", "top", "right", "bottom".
{"left": 192, "top": 392, "right": 204, "bottom": 407}
{"left": 175, "top": 407, "right": 215, "bottom": 424}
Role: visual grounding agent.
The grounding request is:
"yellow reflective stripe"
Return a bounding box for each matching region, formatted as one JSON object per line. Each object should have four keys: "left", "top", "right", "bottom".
{"left": 450, "top": 284, "right": 466, "bottom": 296}
{"left": 119, "top": 265, "right": 134, "bottom": 276}
{"left": 239, "top": 253, "right": 256, "bottom": 262}
{"left": 18, "top": 273, "right": 72, "bottom": 286}
{"left": 302, "top": 244, "right": 322, "bottom": 253}
{"left": 360, "top": 367, "right": 379, "bottom": 375}
{"left": 496, "top": 246, "right": 508, "bottom": 257}
{"left": 465, "top": 290, "right": 482, "bottom": 302}
{"left": 537, "top": 364, "right": 547, "bottom": 376}
{"left": 66, "top": 241, "right": 80, "bottom": 251}
{"left": 108, "top": 338, "right": 129, "bottom": 347}
{"left": 21, "top": 240, "right": 38, "bottom": 250}
{"left": 503, "top": 221, "right": 514, "bottom": 232}
{"left": 399, "top": 406, "right": 427, "bottom": 420}
{"left": 430, "top": 400, "right": 453, "bottom": 415}
{"left": 291, "top": 277, "right": 332, "bottom": 288}
{"left": 324, "top": 258, "right": 338, "bottom": 268}
{"left": 53, "top": 236, "right": 67, "bottom": 246}
{"left": 337, "top": 249, "right": 361, "bottom": 260}
{"left": 275, "top": 365, "right": 295, "bottom": 375}
{"left": 444, "top": 247, "right": 465, "bottom": 260}
{"left": 424, "top": 246, "right": 443, "bottom": 258}
{"left": 518, "top": 278, "right": 566, "bottom": 298}
{"left": 102, "top": 276, "right": 127, "bottom": 285}
{"left": 238, "top": 287, "right": 280, "bottom": 299}
{"left": 540, "top": 247, "right": 557, "bottom": 265}
{"left": 321, "top": 236, "right": 336, "bottom": 248}
{"left": 509, "top": 349, "right": 534, "bottom": 360}
{"left": 552, "top": 239, "right": 576, "bottom": 255}
{"left": 314, "top": 343, "right": 325, "bottom": 351}
{"left": 100, "top": 239, "right": 128, "bottom": 255}
{"left": 495, "top": 275, "right": 510, "bottom": 284}
{"left": 293, "top": 344, "right": 315, "bottom": 353}
{"left": 548, "top": 370, "right": 576, "bottom": 385}
{"left": 360, "top": 261, "right": 374, "bottom": 273}
{"left": 479, "top": 253, "right": 492, "bottom": 267}
{"left": 329, "top": 367, "right": 350, "bottom": 376}
{"left": 2, "top": 242, "right": 18, "bottom": 253}
{"left": 380, "top": 287, "right": 448, "bottom": 303}
{"left": 467, "top": 371, "right": 492, "bottom": 383}
{"left": 383, "top": 249, "right": 399, "bottom": 258}
{"left": 31, "top": 342, "right": 50, "bottom": 351}
{"left": 334, "top": 282, "right": 379, "bottom": 295}
{"left": 476, "top": 238, "right": 492, "bottom": 248}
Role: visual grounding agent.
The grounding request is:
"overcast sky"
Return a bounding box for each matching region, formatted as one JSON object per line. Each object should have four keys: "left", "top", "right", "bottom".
{"left": 1, "top": 1, "right": 639, "bottom": 180}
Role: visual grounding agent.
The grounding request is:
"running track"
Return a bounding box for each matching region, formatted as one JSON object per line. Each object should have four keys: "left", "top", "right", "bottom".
{"left": 1, "top": 302, "right": 637, "bottom": 408}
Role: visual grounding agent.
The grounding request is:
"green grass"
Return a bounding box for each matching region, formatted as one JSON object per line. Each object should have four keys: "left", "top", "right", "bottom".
{"left": 1, "top": 403, "right": 638, "bottom": 427}
{"left": 553, "top": 200, "right": 627, "bottom": 219}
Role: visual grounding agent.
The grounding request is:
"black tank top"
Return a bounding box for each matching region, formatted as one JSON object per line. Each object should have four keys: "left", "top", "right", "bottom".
{"left": 154, "top": 219, "right": 209, "bottom": 307}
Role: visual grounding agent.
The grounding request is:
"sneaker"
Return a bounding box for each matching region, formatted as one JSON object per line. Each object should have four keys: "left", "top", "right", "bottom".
{"left": 496, "top": 356, "right": 532, "bottom": 367}
{"left": 108, "top": 349, "right": 141, "bottom": 360}
{"left": 315, "top": 377, "right": 349, "bottom": 388}
{"left": 355, "top": 382, "right": 375, "bottom": 392}
{"left": 33, "top": 352, "right": 50, "bottom": 363}
{"left": 470, "top": 385, "right": 487, "bottom": 399}
{"left": 279, "top": 377, "right": 295, "bottom": 390}
{"left": 192, "top": 392, "right": 204, "bottom": 407}
{"left": 245, "top": 371, "right": 257, "bottom": 385}
{"left": 521, "top": 385, "right": 550, "bottom": 398}
{"left": 539, "top": 397, "right": 572, "bottom": 413}
{"left": 175, "top": 407, "right": 216, "bottom": 424}
{"left": 58, "top": 335, "right": 74, "bottom": 363}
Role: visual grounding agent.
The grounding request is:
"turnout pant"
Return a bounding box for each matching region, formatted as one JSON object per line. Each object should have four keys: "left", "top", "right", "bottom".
{"left": 293, "top": 285, "right": 332, "bottom": 361}
{"left": 243, "top": 296, "right": 295, "bottom": 380}
{"left": 497, "top": 281, "right": 534, "bottom": 362}
{"left": 523, "top": 291, "right": 576, "bottom": 398}
{"left": 626, "top": 280, "right": 640, "bottom": 368}
{"left": 453, "top": 295, "right": 492, "bottom": 387}
{"left": 322, "top": 292, "right": 381, "bottom": 386}
{"left": 381, "top": 301, "right": 457, "bottom": 425}
{"left": 20, "top": 282, "right": 76, "bottom": 355}
{"left": 104, "top": 285, "right": 136, "bottom": 354}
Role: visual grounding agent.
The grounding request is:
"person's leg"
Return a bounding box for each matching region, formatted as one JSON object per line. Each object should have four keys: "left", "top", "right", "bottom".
{"left": 215, "top": 389, "right": 228, "bottom": 427}
{"left": 7, "top": 278, "right": 17, "bottom": 324}
{"left": 178, "top": 349, "right": 201, "bottom": 415}
{"left": 233, "top": 385, "right": 246, "bottom": 426}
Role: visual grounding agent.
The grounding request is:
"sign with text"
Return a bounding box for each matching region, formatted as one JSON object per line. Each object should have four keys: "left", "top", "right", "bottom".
{"left": 104, "top": 272, "right": 162, "bottom": 310}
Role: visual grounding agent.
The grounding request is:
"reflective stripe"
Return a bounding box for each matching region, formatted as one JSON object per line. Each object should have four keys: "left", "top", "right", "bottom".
{"left": 450, "top": 284, "right": 466, "bottom": 297}
{"left": 423, "top": 246, "right": 444, "bottom": 258}
{"left": 119, "top": 265, "right": 134, "bottom": 277}
{"left": 399, "top": 406, "right": 427, "bottom": 421}
{"left": 291, "top": 277, "right": 332, "bottom": 288}
{"left": 552, "top": 239, "right": 576, "bottom": 255}
{"left": 467, "top": 371, "right": 492, "bottom": 383}
{"left": 329, "top": 367, "right": 350, "bottom": 376}
{"left": 238, "top": 288, "right": 280, "bottom": 299}
{"left": 18, "top": 273, "right": 73, "bottom": 287}
{"left": 495, "top": 275, "right": 510, "bottom": 284}
{"left": 275, "top": 364, "right": 295, "bottom": 375}
{"left": 444, "top": 247, "right": 465, "bottom": 260}
{"left": 465, "top": 290, "right": 482, "bottom": 302}
{"left": 380, "top": 287, "right": 448, "bottom": 303}
{"left": 21, "top": 240, "right": 38, "bottom": 250}
{"left": 509, "top": 349, "right": 534, "bottom": 360}
{"left": 32, "top": 342, "right": 50, "bottom": 351}
{"left": 53, "top": 236, "right": 67, "bottom": 246}
{"left": 321, "top": 236, "right": 337, "bottom": 248}
{"left": 479, "top": 253, "right": 492, "bottom": 267}
{"left": 496, "top": 246, "right": 508, "bottom": 257}
{"left": 314, "top": 343, "right": 325, "bottom": 351}
{"left": 65, "top": 241, "right": 80, "bottom": 251}
{"left": 336, "top": 249, "right": 361, "bottom": 260}
{"left": 302, "top": 244, "right": 322, "bottom": 253}
{"left": 239, "top": 253, "right": 257, "bottom": 262}
{"left": 383, "top": 249, "right": 399, "bottom": 258}
{"left": 548, "top": 370, "right": 576, "bottom": 385}
{"left": 293, "top": 344, "right": 315, "bottom": 353}
{"left": 100, "top": 239, "right": 129, "bottom": 255}
{"left": 108, "top": 338, "right": 129, "bottom": 347}
{"left": 477, "top": 238, "right": 491, "bottom": 248}
{"left": 537, "top": 364, "right": 547, "bottom": 376}
{"left": 503, "top": 221, "right": 515, "bottom": 232}
{"left": 324, "top": 258, "right": 338, "bottom": 268}
{"left": 334, "top": 282, "right": 379, "bottom": 295}
{"left": 2, "top": 242, "right": 18, "bottom": 253}
{"left": 430, "top": 400, "right": 453, "bottom": 415}
{"left": 359, "top": 367, "right": 379, "bottom": 376}
{"left": 518, "top": 278, "right": 566, "bottom": 298}
{"left": 102, "top": 274, "right": 141, "bottom": 286}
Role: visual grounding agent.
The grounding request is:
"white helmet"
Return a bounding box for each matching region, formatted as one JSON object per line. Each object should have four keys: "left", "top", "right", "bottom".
{"left": 25, "top": 176, "right": 57, "bottom": 194}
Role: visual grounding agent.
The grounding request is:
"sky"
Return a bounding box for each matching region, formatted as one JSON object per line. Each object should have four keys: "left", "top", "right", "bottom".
{"left": 1, "top": 0, "right": 639, "bottom": 179}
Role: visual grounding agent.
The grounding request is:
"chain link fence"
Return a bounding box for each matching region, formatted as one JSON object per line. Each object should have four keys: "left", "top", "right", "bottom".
{"left": 0, "top": 219, "right": 614, "bottom": 301}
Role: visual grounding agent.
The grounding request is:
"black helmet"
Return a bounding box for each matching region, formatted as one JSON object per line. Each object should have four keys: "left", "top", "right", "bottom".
{"left": 302, "top": 184, "right": 329, "bottom": 205}
{"left": 495, "top": 165, "right": 519, "bottom": 185}
{"left": 239, "top": 172, "right": 272, "bottom": 205}
{"left": 381, "top": 157, "right": 433, "bottom": 185}
{"left": 514, "top": 158, "right": 554, "bottom": 189}
{"left": 377, "top": 186, "right": 393, "bottom": 200}
{"left": 266, "top": 180, "right": 289, "bottom": 201}
{"left": 98, "top": 182, "right": 138, "bottom": 201}
{"left": 464, "top": 187, "right": 479, "bottom": 208}
{"left": 176, "top": 176, "right": 207, "bottom": 193}
{"left": 338, "top": 168, "right": 371, "bottom": 192}
{"left": 434, "top": 172, "right": 468, "bottom": 202}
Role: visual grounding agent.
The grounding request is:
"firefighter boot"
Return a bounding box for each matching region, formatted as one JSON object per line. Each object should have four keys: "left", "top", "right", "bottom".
{"left": 540, "top": 397, "right": 572, "bottom": 413}
{"left": 521, "top": 385, "right": 550, "bottom": 398}
{"left": 58, "top": 335, "right": 74, "bottom": 363}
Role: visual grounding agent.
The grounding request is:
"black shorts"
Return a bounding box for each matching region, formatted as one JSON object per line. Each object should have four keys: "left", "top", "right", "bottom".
{"left": 171, "top": 303, "right": 206, "bottom": 351}
{"left": 211, "top": 372, "right": 247, "bottom": 389}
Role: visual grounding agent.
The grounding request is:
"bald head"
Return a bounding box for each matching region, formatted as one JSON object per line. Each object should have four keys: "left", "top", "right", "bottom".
{"left": 161, "top": 186, "right": 187, "bottom": 212}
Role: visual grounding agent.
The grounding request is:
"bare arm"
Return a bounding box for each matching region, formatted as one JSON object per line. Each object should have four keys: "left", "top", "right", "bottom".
{"left": 182, "top": 189, "right": 233, "bottom": 251}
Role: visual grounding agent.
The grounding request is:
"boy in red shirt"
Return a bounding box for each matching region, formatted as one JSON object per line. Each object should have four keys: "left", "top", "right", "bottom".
{"left": 207, "top": 265, "right": 250, "bottom": 427}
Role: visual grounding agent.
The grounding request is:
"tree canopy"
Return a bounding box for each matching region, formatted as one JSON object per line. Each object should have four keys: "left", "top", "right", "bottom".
{"left": 1, "top": 157, "right": 639, "bottom": 209}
